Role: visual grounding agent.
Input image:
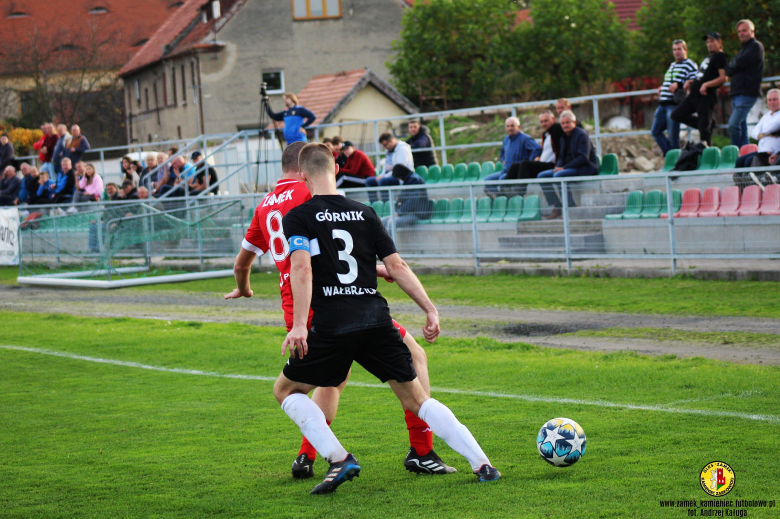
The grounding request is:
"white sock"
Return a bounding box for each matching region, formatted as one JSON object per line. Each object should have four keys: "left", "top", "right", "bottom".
{"left": 281, "top": 393, "right": 348, "bottom": 463}
{"left": 418, "top": 398, "right": 491, "bottom": 472}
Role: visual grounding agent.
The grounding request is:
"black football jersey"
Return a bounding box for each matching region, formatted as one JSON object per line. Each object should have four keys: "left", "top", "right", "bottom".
{"left": 283, "top": 195, "right": 398, "bottom": 335}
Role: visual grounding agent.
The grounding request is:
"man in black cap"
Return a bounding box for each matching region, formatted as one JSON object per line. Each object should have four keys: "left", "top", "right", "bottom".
{"left": 671, "top": 32, "right": 728, "bottom": 146}
{"left": 335, "top": 141, "right": 376, "bottom": 189}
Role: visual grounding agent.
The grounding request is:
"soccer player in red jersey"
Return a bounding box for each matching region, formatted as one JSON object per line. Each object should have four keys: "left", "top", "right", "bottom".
{"left": 225, "top": 142, "right": 454, "bottom": 478}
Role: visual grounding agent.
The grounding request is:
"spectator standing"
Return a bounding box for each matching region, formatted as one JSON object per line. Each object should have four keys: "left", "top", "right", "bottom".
{"left": 64, "top": 125, "right": 90, "bottom": 165}
{"left": 733, "top": 89, "right": 780, "bottom": 189}
{"left": 0, "top": 166, "right": 20, "bottom": 206}
{"left": 33, "top": 123, "right": 59, "bottom": 176}
{"left": 51, "top": 157, "right": 76, "bottom": 204}
{"left": 0, "top": 133, "right": 14, "bottom": 171}
{"left": 672, "top": 33, "right": 728, "bottom": 146}
{"left": 51, "top": 124, "right": 72, "bottom": 172}
{"left": 484, "top": 117, "right": 541, "bottom": 198}
{"left": 725, "top": 19, "right": 765, "bottom": 147}
{"left": 73, "top": 163, "right": 104, "bottom": 205}
{"left": 503, "top": 111, "right": 564, "bottom": 197}
{"left": 365, "top": 133, "right": 414, "bottom": 202}
{"left": 538, "top": 111, "right": 599, "bottom": 219}
{"left": 263, "top": 93, "right": 316, "bottom": 145}
{"left": 406, "top": 119, "right": 438, "bottom": 168}
{"left": 556, "top": 99, "right": 584, "bottom": 128}
{"left": 336, "top": 141, "right": 376, "bottom": 188}
{"left": 381, "top": 164, "right": 431, "bottom": 233}
{"left": 651, "top": 40, "right": 698, "bottom": 155}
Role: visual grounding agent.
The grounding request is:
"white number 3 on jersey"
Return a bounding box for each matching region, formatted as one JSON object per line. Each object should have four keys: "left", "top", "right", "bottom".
{"left": 332, "top": 229, "right": 357, "bottom": 284}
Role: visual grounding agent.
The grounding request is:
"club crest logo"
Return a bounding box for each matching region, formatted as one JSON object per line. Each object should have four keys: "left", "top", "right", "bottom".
{"left": 700, "top": 461, "right": 735, "bottom": 497}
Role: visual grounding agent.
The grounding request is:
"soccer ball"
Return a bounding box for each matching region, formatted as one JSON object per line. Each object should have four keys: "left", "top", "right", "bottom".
{"left": 536, "top": 417, "right": 586, "bottom": 467}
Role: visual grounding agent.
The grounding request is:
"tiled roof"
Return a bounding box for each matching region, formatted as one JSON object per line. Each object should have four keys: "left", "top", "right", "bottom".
{"left": 297, "top": 69, "right": 371, "bottom": 125}
{"left": 120, "top": 0, "right": 246, "bottom": 77}
{"left": 611, "top": 0, "right": 643, "bottom": 30}
{"left": 0, "top": 0, "right": 179, "bottom": 76}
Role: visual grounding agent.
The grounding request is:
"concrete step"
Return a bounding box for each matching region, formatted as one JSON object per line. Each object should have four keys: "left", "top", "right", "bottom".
{"left": 499, "top": 233, "right": 605, "bottom": 253}
{"left": 516, "top": 219, "right": 603, "bottom": 234}
{"left": 568, "top": 206, "right": 624, "bottom": 220}
{"left": 579, "top": 193, "right": 629, "bottom": 207}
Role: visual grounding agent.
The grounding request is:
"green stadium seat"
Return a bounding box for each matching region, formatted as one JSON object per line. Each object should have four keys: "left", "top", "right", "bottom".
{"left": 371, "top": 200, "right": 384, "bottom": 216}
{"left": 599, "top": 154, "right": 619, "bottom": 175}
{"left": 487, "top": 196, "right": 507, "bottom": 222}
{"left": 503, "top": 195, "right": 523, "bottom": 222}
{"left": 475, "top": 197, "right": 491, "bottom": 223}
{"left": 480, "top": 161, "right": 495, "bottom": 180}
{"left": 465, "top": 162, "right": 481, "bottom": 182}
{"left": 719, "top": 145, "right": 739, "bottom": 169}
{"left": 639, "top": 190, "right": 663, "bottom": 219}
{"left": 660, "top": 189, "right": 683, "bottom": 218}
{"left": 439, "top": 164, "right": 454, "bottom": 183}
{"left": 415, "top": 166, "right": 428, "bottom": 180}
{"left": 517, "top": 195, "right": 541, "bottom": 222}
{"left": 606, "top": 190, "right": 643, "bottom": 220}
{"left": 697, "top": 147, "right": 720, "bottom": 170}
{"left": 458, "top": 198, "right": 473, "bottom": 223}
{"left": 426, "top": 165, "right": 441, "bottom": 184}
{"left": 425, "top": 199, "right": 450, "bottom": 224}
{"left": 452, "top": 163, "right": 467, "bottom": 182}
{"left": 495, "top": 161, "right": 502, "bottom": 172}
{"left": 443, "top": 198, "right": 464, "bottom": 223}
{"left": 662, "top": 149, "right": 680, "bottom": 172}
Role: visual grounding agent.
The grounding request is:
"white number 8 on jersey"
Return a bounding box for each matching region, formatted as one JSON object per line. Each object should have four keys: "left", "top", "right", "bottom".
{"left": 266, "top": 210, "right": 289, "bottom": 262}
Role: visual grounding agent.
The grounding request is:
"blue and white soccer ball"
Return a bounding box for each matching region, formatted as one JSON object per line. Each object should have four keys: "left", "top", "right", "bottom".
{"left": 536, "top": 417, "right": 586, "bottom": 467}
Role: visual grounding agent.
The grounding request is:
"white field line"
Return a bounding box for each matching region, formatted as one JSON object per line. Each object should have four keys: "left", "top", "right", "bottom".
{"left": 3, "top": 345, "right": 778, "bottom": 424}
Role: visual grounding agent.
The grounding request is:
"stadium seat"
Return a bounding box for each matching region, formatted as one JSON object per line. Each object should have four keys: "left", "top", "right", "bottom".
{"left": 659, "top": 189, "right": 683, "bottom": 218}
{"left": 697, "top": 187, "right": 721, "bottom": 217}
{"left": 443, "top": 198, "right": 464, "bottom": 223}
{"left": 517, "top": 195, "right": 541, "bottom": 221}
{"left": 425, "top": 199, "right": 450, "bottom": 224}
{"left": 639, "top": 190, "right": 663, "bottom": 219}
{"left": 495, "top": 161, "right": 502, "bottom": 172}
{"left": 674, "top": 189, "right": 701, "bottom": 218}
{"left": 480, "top": 161, "right": 495, "bottom": 180}
{"left": 718, "top": 186, "right": 741, "bottom": 217}
{"left": 503, "top": 195, "right": 523, "bottom": 222}
{"left": 475, "top": 197, "right": 492, "bottom": 222}
{"left": 487, "top": 196, "right": 507, "bottom": 222}
{"left": 662, "top": 149, "right": 680, "bottom": 172}
{"left": 718, "top": 146, "right": 739, "bottom": 169}
{"left": 415, "top": 166, "right": 428, "bottom": 180}
{"left": 760, "top": 184, "right": 780, "bottom": 215}
{"left": 458, "top": 198, "right": 473, "bottom": 223}
{"left": 371, "top": 200, "right": 384, "bottom": 216}
{"left": 426, "top": 165, "right": 441, "bottom": 184}
{"left": 439, "top": 164, "right": 454, "bottom": 183}
{"left": 452, "top": 163, "right": 467, "bottom": 183}
{"left": 465, "top": 162, "right": 481, "bottom": 182}
{"left": 599, "top": 154, "right": 619, "bottom": 175}
{"left": 606, "top": 190, "right": 643, "bottom": 220}
{"left": 697, "top": 147, "right": 720, "bottom": 170}
{"left": 738, "top": 185, "right": 762, "bottom": 216}
{"left": 739, "top": 144, "right": 758, "bottom": 156}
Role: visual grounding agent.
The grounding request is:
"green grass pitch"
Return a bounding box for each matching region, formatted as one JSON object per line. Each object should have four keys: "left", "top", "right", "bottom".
{"left": 1, "top": 311, "right": 778, "bottom": 518}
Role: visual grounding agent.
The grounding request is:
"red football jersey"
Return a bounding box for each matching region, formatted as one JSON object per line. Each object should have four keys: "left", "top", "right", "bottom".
{"left": 243, "top": 179, "right": 312, "bottom": 327}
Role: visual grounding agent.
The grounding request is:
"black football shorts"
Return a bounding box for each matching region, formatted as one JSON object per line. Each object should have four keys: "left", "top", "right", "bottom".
{"left": 283, "top": 323, "right": 417, "bottom": 387}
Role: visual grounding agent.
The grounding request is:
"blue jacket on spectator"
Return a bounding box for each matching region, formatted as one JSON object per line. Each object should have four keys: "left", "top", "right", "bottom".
{"left": 556, "top": 127, "right": 599, "bottom": 176}
{"left": 19, "top": 174, "right": 38, "bottom": 203}
{"left": 52, "top": 169, "right": 76, "bottom": 195}
{"left": 37, "top": 181, "right": 54, "bottom": 200}
{"left": 499, "top": 131, "right": 541, "bottom": 175}
{"left": 391, "top": 165, "right": 431, "bottom": 219}
{"left": 52, "top": 133, "right": 71, "bottom": 171}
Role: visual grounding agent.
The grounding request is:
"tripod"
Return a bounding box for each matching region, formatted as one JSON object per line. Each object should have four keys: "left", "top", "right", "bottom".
{"left": 255, "top": 83, "right": 285, "bottom": 191}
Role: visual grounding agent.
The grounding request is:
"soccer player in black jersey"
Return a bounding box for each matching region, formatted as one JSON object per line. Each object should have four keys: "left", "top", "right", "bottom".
{"left": 273, "top": 143, "right": 500, "bottom": 494}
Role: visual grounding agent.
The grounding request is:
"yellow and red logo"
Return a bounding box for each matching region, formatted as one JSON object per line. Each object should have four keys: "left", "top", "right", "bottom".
{"left": 700, "top": 461, "right": 735, "bottom": 497}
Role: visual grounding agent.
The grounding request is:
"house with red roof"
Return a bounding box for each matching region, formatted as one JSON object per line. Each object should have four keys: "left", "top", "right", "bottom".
{"left": 119, "top": 0, "right": 410, "bottom": 143}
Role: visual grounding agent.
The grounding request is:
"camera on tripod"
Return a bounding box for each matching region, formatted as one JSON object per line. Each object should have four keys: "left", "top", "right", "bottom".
{"left": 259, "top": 82, "right": 268, "bottom": 98}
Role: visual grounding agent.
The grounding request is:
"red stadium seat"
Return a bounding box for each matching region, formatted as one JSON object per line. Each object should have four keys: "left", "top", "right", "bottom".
{"left": 697, "top": 187, "right": 721, "bottom": 217}
{"left": 739, "top": 144, "right": 758, "bottom": 156}
{"left": 738, "top": 185, "right": 762, "bottom": 216}
{"left": 674, "top": 189, "right": 701, "bottom": 218}
{"left": 759, "top": 184, "right": 780, "bottom": 216}
{"left": 717, "top": 186, "right": 741, "bottom": 217}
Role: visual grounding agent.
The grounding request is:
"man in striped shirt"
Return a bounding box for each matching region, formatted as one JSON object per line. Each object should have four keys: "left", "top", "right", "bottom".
{"left": 651, "top": 40, "right": 698, "bottom": 156}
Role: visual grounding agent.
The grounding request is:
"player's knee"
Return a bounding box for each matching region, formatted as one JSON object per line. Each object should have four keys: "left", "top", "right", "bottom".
{"left": 273, "top": 378, "right": 293, "bottom": 404}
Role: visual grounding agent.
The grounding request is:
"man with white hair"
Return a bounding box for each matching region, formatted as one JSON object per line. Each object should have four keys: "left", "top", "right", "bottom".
{"left": 726, "top": 19, "right": 764, "bottom": 147}
{"left": 0, "top": 165, "right": 20, "bottom": 206}
{"left": 484, "top": 116, "right": 541, "bottom": 198}
{"left": 734, "top": 88, "right": 780, "bottom": 189}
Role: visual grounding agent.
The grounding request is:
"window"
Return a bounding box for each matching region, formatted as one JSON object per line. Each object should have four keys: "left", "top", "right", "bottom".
{"left": 172, "top": 67, "right": 177, "bottom": 105}
{"left": 177, "top": 125, "right": 182, "bottom": 139}
{"left": 181, "top": 65, "right": 187, "bottom": 103}
{"left": 20, "top": 91, "right": 34, "bottom": 118}
{"left": 292, "top": 0, "right": 341, "bottom": 20}
{"left": 262, "top": 71, "right": 284, "bottom": 94}
{"left": 88, "top": 7, "right": 108, "bottom": 14}
{"left": 145, "top": 88, "right": 149, "bottom": 111}
{"left": 132, "top": 38, "right": 149, "bottom": 47}
{"left": 135, "top": 79, "right": 141, "bottom": 107}
{"left": 8, "top": 11, "right": 29, "bottom": 18}
{"left": 162, "top": 72, "right": 168, "bottom": 105}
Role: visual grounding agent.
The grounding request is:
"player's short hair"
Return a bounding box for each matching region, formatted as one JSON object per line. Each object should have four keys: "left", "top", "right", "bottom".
{"left": 560, "top": 110, "right": 577, "bottom": 122}
{"left": 281, "top": 141, "right": 308, "bottom": 173}
{"left": 284, "top": 93, "right": 298, "bottom": 105}
{"left": 299, "top": 143, "right": 335, "bottom": 177}
{"left": 378, "top": 132, "right": 394, "bottom": 144}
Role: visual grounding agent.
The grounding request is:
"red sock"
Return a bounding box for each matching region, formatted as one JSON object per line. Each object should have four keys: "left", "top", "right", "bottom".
{"left": 299, "top": 420, "right": 331, "bottom": 461}
{"left": 404, "top": 409, "right": 433, "bottom": 456}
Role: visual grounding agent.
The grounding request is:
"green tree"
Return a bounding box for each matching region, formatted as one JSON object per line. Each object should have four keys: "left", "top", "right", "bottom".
{"left": 633, "top": 0, "right": 691, "bottom": 78}
{"left": 387, "top": 0, "right": 516, "bottom": 106}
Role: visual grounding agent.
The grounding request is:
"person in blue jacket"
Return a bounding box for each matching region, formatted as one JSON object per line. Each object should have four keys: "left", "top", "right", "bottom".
{"left": 537, "top": 110, "right": 599, "bottom": 219}
{"left": 264, "top": 93, "right": 316, "bottom": 145}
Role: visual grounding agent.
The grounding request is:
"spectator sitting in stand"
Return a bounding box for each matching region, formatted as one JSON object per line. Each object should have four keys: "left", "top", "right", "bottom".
{"left": 138, "top": 186, "right": 149, "bottom": 200}
{"left": 484, "top": 117, "right": 541, "bottom": 198}
{"left": 263, "top": 92, "right": 316, "bottom": 145}
{"left": 64, "top": 125, "right": 90, "bottom": 165}
{"left": 502, "top": 111, "right": 563, "bottom": 197}
{"left": 70, "top": 163, "right": 104, "bottom": 209}
{"left": 140, "top": 154, "right": 158, "bottom": 188}
{"left": 105, "top": 182, "right": 120, "bottom": 200}
{"left": 406, "top": 118, "right": 438, "bottom": 169}
{"left": 153, "top": 152, "right": 169, "bottom": 195}
{"left": 0, "top": 166, "right": 20, "bottom": 206}
{"left": 33, "top": 123, "right": 59, "bottom": 176}
{"left": 733, "top": 89, "right": 780, "bottom": 189}
{"left": 365, "top": 132, "right": 414, "bottom": 202}
{"left": 726, "top": 20, "right": 765, "bottom": 147}
{"left": 17, "top": 163, "right": 39, "bottom": 205}
{"left": 651, "top": 39, "right": 698, "bottom": 155}
{"left": 0, "top": 133, "right": 14, "bottom": 171}
{"left": 336, "top": 141, "right": 375, "bottom": 188}
{"left": 538, "top": 111, "right": 599, "bottom": 219}
{"left": 51, "top": 124, "right": 72, "bottom": 173}
{"left": 191, "top": 151, "right": 218, "bottom": 195}
{"left": 119, "top": 179, "right": 139, "bottom": 200}
{"left": 330, "top": 136, "right": 344, "bottom": 157}
{"left": 321, "top": 137, "right": 333, "bottom": 151}
{"left": 168, "top": 147, "right": 178, "bottom": 157}
{"left": 380, "top": 164, "right": 430, "bottom": 233}
{"left": 51, "top": 157, "right": 76, "bottom": 206}
{"left": 32, "top": 170, "right": 54, "bottom": 205}
{"left": 164, "top": 155, "right": 195, "bottom": 196}
{"left": 130, "top": 161, "right": 142, "bottom": 186}
{"left": 556, "top": 99, "right": 584, "bottom": 128}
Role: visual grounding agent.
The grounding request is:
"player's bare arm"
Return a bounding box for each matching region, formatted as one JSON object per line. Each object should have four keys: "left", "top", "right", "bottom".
{"left": 376, "top": 264, "right": 394, "bottom": 282}
{"left": 282, "top": 249, "right": 312, "bottom": 358}
{"left": 224, "top": 248, "right": 256, "bottom": 299}
{"left": 382, "top": 253, "right": 440, "bottom": 343}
